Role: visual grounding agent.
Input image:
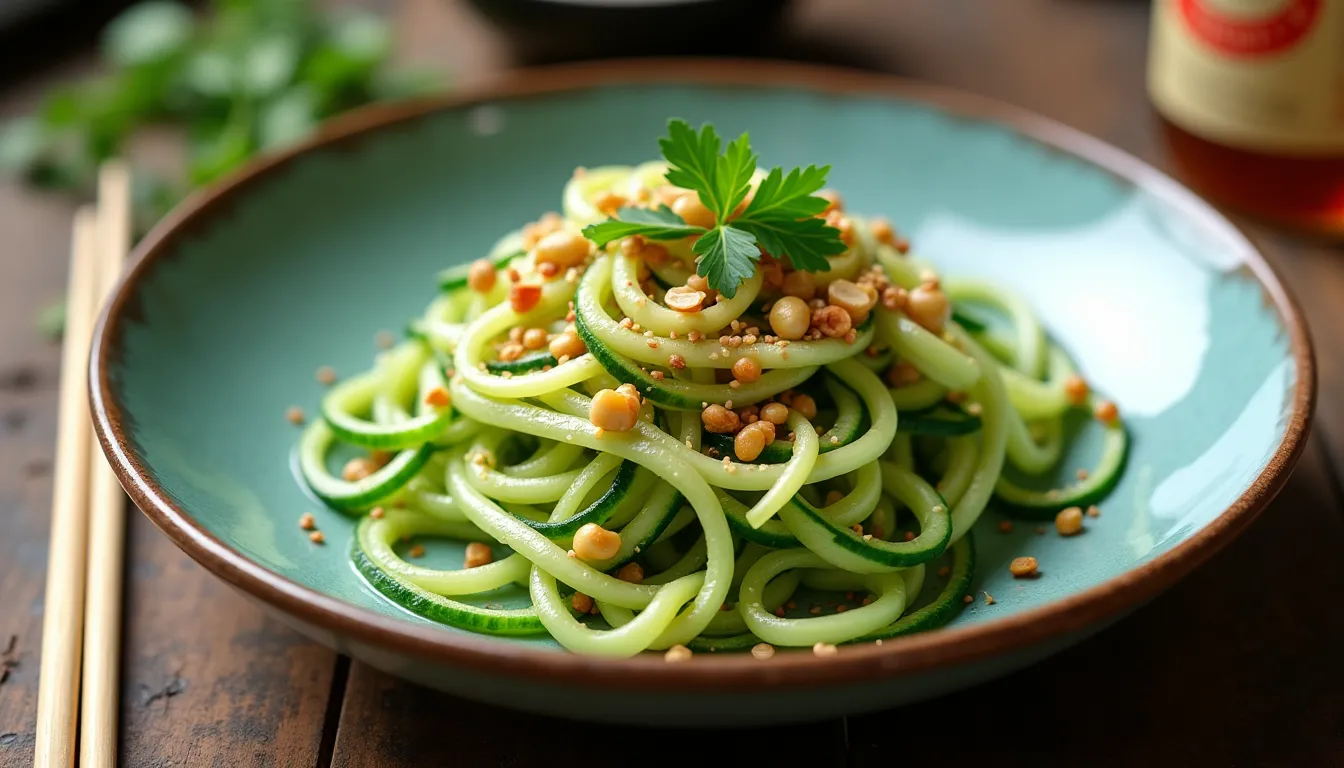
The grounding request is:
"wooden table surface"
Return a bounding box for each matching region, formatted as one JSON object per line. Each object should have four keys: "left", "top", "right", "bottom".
{"left": 2, "top": 1, "right": 1343, "bottom": 765}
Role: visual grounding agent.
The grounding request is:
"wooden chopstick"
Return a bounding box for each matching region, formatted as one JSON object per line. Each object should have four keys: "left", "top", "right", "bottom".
{"left": 79, "top": 162, "right": 132, "bottom": 768}
{"left": 33, "top": 206, "right": 101, "bottom": 768}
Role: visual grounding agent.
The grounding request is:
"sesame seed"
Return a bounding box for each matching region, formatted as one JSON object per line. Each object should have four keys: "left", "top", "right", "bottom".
{"left": 812, "top": 643, "right": 838, "bottom": 657}
{"left": 751, "top": 643, "right": 776, "bottom": 660}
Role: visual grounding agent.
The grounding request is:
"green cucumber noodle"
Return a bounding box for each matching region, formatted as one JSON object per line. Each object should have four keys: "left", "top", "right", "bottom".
{"left": 295, "top": 161, "right": 1129, "bottom": 658}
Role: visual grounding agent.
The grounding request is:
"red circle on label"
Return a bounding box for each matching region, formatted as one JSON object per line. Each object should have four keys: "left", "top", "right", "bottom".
{"left": 1178, "top": 0, "right": 1321, "bottom": 56}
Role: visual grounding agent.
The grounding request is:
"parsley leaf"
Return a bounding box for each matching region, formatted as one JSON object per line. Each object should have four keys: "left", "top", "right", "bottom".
{"left": 715, "top": 132, "right": 756, "bottom": 220}
{"left": 659, "top": 119, "right": 725, "bottom": 217}
{"left": 581, "top": 205, "right": 706, "bottom": 247}
{"left": 693, "top": 226, "right": 759, "bottom": 299}
{"left": 581, "top": 119, "right": 846, "bottom": 297}
{"left": 732, "top": 164, "right": 845, "bottom": 272}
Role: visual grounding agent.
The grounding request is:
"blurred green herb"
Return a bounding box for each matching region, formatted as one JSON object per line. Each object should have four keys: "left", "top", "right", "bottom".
{"left": 0, "top": 0, "right": 445, "bottom": 232}
{"left": 37, "top": 299, "right": 67, "bottom": 340}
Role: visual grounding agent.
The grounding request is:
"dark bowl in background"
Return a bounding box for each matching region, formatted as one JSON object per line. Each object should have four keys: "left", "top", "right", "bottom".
{"left": 461, "top": 0, "right": 794, "bottom": 62}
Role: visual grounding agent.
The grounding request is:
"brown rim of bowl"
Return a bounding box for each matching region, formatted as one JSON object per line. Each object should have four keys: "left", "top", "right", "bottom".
{"left": 89, "top": 58, "right": 1316, "bottom": 693}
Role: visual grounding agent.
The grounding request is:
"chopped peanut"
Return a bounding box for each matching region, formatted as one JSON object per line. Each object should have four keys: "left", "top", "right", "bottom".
{"left": 572, "top": 592, "right": 595, "bottom": 613}
{"left": 664, "top": 645, "right": 693, "bottom": 662}
{"left": 573, "top": 523, "right": 621, "bottom": 561}
{"left": 299, "top": 512, "right": 315, "bottom": 530}
{"left": 665, "top": 285, "right": 707, "bottom": 313}
{"left": 497, "top": 342, "right": 525, "bottom": 362}
{"left": 791, "top": 393, "right": 818, "bottom": 421}
{"left": 424, "top": 387, "right": 451, "bottom": 409}
{"left": 316, "top": 366, "right": 337, "bottom": 385}
{"left": 732, "top": 356, "right": 762, "bottom": 384}
{"left": 668, "top": 354, "right": 687, "bottom": 370}
{"left": 1063, "top": 375, "right": 1090, "bottom": 407}
{"left": 751, "top": 643, "right": 776, "bottom": 660}
{"left": 594, "top": 191, "right": 626, "bottom": 214}
{"left": 672, "top": 194, "right": 715, "bottom": 229}
{"left": 760, "top": 402, "right": 788, "bottom": 425}
{"left": 342, "top": 457, "right": 376, "bottom": 481}
{"left": 906, "top": 283, "right": 950, "bottom": 333}
{"left": 1055, "top": 506, "right": 1084, "bottom": 536}
{"left": 812, "top": 305, "right": 852, "bottom": 338}
{"left": 887, "top": 360, "right": 922, "bottom": 388}
{"left": 701, "top": 404, "right": 741, "bottom": 434}
{"left": 616, "top": 562, "right": 644, "bottom": 584}
{"left": 870, "top": 217, "right": 895, "bottom": 244}
{"left": 285, "top": 406, "right": 305, "bottom": 425}
{"left": 1009, "top": 556, "right": 1039, "bottom": 578}
{"left": 467, "top": 259, "right": 496, "bottom": 293}
{"left": 549, "top": 330, "right": 586, "bottom": 360}
{"left": 734, "top": 421, "right": 775, "bottom": 462}
{"left": 522, "top": 328, "right": 548, "bottom": 350}
{"left": 534, "top": 230, "right": 591, "bottom": 269}
{"left": 589, "top": 387, "right": 641, "bottom": 432}
{"left": 827, "top": 279, "right": 876, "bottom": 324}
{"left": 1094, "top": 400, "right": 1120, "bottom": 426}
{"left": 769, "top": 296, "right": 811, "bottom": 341}
{"left": 812, "top": 642, "right": 838, "bottom": 657}
{"left": 309, "top": 531, "right": 325, "bottom": 544}
{"left": 781, "top": 270, "right": 817, "bottom": 300}
{"left": 464, "top": 542, "right": 493, "bottom": 568}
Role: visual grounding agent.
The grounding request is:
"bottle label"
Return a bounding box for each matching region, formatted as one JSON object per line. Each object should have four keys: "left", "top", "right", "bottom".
{"left": 1149, "top": 0, "right": 1344, "bottom": 154}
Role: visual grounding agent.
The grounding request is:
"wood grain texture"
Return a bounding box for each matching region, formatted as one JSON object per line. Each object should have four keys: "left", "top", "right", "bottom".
{"left": 0, "top": 175, "right": 90, "bottom": 767}
{"left": 848, "top": 437, "right": 1344, "bottom": 768}
{"left": 329, "top": 662, "right": 845, "bottom": 768}
{"left": 115, "top": 511, "right": 339, "bottom": 768}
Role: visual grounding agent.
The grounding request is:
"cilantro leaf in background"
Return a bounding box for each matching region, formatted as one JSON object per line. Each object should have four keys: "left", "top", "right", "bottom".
{"left": 581, "top": 206, "right": 706, "bottom": 247}
{"left": 1, "top": 0, "right": 448, "bottom": 241}
{"left": 582, "top": 119, "right": 846, "bottom": 297}
{"left": 693, "top": 226, "right": 759, "bottom": 299}
{"left": 102, "top": 1, "right": 195, "bottom": 67}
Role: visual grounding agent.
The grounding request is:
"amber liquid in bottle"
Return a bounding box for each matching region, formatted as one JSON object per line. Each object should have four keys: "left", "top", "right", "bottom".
{"left": 1160, "top": 118, "right": 1344, "bottom": 235}
{"left": 1149, "top": 0, "right": 1344, "bottom": 237}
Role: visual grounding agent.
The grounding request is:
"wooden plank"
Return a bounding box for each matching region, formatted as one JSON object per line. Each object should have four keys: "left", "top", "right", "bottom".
{"left": 848, "top": 435, "right": 1344, "bottom": 767}
{"left": 115, "top": 511, "right": 341, "bottom": 768}
{"left": 329, "top": 662, "right": 845, "bottom": 767}
{"left": 0, "top": 165, "right": 94, "bottom": 766}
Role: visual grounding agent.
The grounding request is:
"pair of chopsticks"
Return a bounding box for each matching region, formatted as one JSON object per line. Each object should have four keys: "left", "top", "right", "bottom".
{"left": 33, "top": 162, "right": 132, "bottom": 768}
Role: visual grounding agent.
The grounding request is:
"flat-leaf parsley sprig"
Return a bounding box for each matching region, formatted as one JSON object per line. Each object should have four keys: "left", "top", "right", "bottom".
{"left": 581, "top": 119, "right": 848, "bottom": 298}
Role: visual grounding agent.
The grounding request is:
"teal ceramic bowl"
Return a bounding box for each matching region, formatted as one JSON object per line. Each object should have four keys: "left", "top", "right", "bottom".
{"left": 90, "top": 60, "right": 1314, "bottom": 726}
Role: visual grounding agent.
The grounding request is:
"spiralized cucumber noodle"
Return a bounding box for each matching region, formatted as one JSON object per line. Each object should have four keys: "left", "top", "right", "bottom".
{"left": 298, "top": 158, "right": 1128, "bottom": 658}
